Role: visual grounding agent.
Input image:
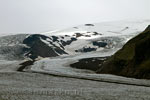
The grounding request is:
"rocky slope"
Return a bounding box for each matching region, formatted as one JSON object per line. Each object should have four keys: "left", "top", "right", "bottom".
{"left": 97, "top": 25, "right": 150, "bottom": 79}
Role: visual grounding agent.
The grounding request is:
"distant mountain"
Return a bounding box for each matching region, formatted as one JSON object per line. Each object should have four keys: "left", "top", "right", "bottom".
{"left": 97, "top": 25, "right": 150, "bottom": 79}
{"left": 0, "top": 19, "right": 149, "bottom": 60}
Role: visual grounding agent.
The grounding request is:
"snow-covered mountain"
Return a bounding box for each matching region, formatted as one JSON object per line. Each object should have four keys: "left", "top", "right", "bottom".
{"left": 42, "top": 19, "right": 150, "bottom": 37}
{"left": 0, "top": 19, "right": 149, "bottom": 60}
{"left": 41, "top": 19, "right": 150, "bottom": 54}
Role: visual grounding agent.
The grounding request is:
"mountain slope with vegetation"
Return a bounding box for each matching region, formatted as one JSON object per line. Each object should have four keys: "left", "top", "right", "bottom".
{"left": 97, "top": 25, "right": 150, "bottom": 79}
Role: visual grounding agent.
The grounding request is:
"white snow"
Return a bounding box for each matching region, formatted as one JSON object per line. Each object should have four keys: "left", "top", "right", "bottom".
{"left": 42, "top": 19, "right": 150, "bottom": 38}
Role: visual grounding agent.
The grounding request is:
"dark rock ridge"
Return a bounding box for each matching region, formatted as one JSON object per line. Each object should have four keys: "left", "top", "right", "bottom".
{"left": 97, "top": 25, "right": 150, "bottom": 79}
{"left": 74, "top": 33, "right": 83, "bottom": 38}
{"left": 85, "top": 24, "right": 95, "bottom": 26}
{"left": 70, "top": 57, "right": 108, "bottom": 71}
{"left": 75, "top": 47, "right": 97, "bottom": 53}
{"left": 23, "top": 34, "right": 68, "bottom": 60}
{"left": 18, "top": 60, "right": 35, "bottom": 72}
{"left": 93, "top": 41, "right": 107, "bottom": 47}
{"left": 60, "top": 37, "right": 77, "bottom": 46}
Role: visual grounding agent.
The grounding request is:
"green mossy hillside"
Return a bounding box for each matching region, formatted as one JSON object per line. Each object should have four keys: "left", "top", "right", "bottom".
{"left": 97, "top": 25, "right": 150, "bottom": 79}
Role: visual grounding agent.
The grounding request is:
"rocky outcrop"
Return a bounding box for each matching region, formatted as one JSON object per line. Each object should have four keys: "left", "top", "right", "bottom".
{"left": 23, "top": 34, "right": 67, "bottom": 60}
{"left": 70, "top": 57, "right": 108, "bottom": 71}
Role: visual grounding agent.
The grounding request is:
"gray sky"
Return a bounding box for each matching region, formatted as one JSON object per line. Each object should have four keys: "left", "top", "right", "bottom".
{"left": 0, "top": 0, "right": 150, "bottom": 33}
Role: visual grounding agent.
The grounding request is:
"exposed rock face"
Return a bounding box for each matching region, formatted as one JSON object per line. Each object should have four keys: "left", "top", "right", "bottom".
{"left": 93, "top": 41, "right": 107, "bottom": 47}
{"left": 23, "top": 34, "right": 67, "bottom": 60}
{"left": 97, "top": 25, "right": 150, "bottom": 79}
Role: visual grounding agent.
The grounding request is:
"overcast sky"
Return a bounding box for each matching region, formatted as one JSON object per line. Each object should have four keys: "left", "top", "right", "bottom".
{"left": 0, "top": 0, "right": 150, "bottom": 33}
